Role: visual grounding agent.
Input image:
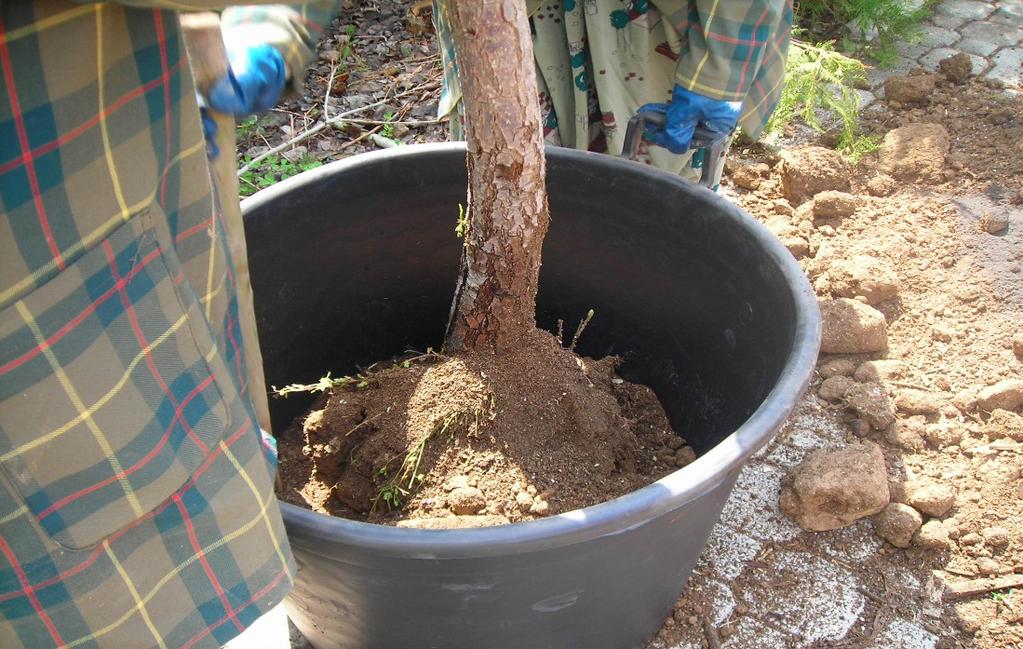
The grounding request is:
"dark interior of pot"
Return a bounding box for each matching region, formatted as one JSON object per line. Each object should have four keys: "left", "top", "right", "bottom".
{"left": 245, "top": 146, "right": 795, "bottom": 454}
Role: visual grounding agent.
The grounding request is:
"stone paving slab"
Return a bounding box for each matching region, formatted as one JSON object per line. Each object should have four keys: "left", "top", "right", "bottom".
{"left": 934, "top": 0, "right": 996, "bottom": 21}
{"left": 989, "top": 47, "right": 1023, "bottom": 86}
{"left": 870, "top": 0, "right": 1023, "bottom": 98}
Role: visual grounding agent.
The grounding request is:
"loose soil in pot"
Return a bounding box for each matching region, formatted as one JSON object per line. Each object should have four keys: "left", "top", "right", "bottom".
{"left": 277, "top": 327, "right": 692, "bottom": 527}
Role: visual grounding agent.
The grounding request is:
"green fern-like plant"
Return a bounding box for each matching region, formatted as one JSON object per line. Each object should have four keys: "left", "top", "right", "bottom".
{"left": 795, "top": 0, "right": 935, "bottom": 67}
{"left": 766, "top": 40, "right": 870, "bottom": 156}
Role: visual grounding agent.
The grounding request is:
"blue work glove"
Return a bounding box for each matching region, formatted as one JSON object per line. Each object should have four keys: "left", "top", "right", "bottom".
{"left": 638, "top": 85, "right": 742, "bottom": 154}
{"left": 202, "top": 44, "right": 287, "bottom": 157}
{"left": 208, "top": 43, "right": 287, "bottom": 115}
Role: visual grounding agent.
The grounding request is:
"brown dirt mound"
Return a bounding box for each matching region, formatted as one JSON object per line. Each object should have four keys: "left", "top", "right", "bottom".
{"left": 277, "top": 328, "right": 690, "bottom": 526}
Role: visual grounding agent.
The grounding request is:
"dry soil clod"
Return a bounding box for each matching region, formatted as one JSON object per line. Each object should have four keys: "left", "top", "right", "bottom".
{"left": 779, "top": 441, "right": 889, "bottom": 532}
{"left": 819, "top": 298, "right": 888, "bottom": 354}
{"left": 939, "top": 53, "right": 972, "bottom": 85}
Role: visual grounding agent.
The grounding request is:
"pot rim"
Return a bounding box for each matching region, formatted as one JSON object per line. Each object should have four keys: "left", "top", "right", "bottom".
{"left": 246, "top": 142, "right": 822, "bottom": 559}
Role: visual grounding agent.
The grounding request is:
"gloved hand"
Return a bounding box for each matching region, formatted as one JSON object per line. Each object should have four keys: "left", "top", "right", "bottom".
{"left": 638, "top": 85, "right": 742, "bottom": 154}
{"left": 202, "top": 43, "right": 287, "bottom": 158}
{"left": 207, "top": 43, "right": 287, "bottom": 115}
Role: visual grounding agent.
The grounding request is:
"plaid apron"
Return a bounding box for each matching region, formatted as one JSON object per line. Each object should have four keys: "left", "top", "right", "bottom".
{"left": 0, "top": 2, "right": 335, "bottom": 647}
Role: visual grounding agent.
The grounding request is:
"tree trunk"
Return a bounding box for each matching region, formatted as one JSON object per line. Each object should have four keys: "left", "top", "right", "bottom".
{"left": 444, "top": 0, "right": 550, "bottom": 354}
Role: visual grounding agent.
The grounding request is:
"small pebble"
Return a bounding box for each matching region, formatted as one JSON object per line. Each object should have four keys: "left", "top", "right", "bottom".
{"left": 960, "top": 532, "right": 982, "bottom": 546}
{"left": 515, "top": 491, "right": 534, "bottom": 511}
{"left": 674, "top": 446, "right": 697, "bottom": 467}
{"left": 819, "top": 358, "right": 857, "bottom": 378}
{"left": 447, "top": 486, "right": 486, "bottom": 515}
{"left": 976, "top": 557, "right": 1002, "bottom": 576}
{"left": 982, "top": 526, "right": 1010, "bottom": 547}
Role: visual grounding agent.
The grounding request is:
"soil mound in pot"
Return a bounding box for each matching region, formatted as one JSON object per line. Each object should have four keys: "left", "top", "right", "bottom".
{"left": 278, "top": 328, "right": 689, "bottom": 526}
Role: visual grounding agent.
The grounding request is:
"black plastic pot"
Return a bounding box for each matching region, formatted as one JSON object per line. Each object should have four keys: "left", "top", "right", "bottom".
{"left": 243, "top": 143, "right": 820, "bottom": 649}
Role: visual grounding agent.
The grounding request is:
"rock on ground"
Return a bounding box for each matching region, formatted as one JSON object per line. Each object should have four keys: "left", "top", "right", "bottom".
{"left": 939, "top": 52, "right": 972, "bottom": 84}
{"left": 780, "top": 146, "right": 851, "bottom": 204}
{"left": 986, "top": 409, "right": 1023, "bottom": 441}
{"left": 878, "top": 123, "right": 950, "bottom": 182}
{"left": 819, "top": 358, "right": 856, "bottom": 378}
{"left": 828, "top": 255, "right": 900, "bottom": 304}
{"left": 812, "top": 191, "right": 860, "bottom": 219}
{"left": 924, "top": 422, "right": 963, "bottom": 448}
{"left": 902, "top": 480, "right": 956, "bottom": 518}
{"left": 866, "top": 175, "right": 897, "bottom": 197}
{"left": 731, "top": 163, "right": 767, "bottom": 190}
{"left": 780, "top": 442, "right": 889, "bottom": 532}
{"left": 765, "top": 217, "right": 809, "bottom": 257}
{"left": 854, "top": 359, "right": 915, "bottom": 384}
{"left": 1012, "top": 331, "right": 1023, "bottom": 359}
{"left": 976, "top": 557, "right": 1003, "bottom": 576}
{"left": 914, "top": 519, "right": 951, "bottom": 550}
{"left": 886, "top": 417, "right": 927, "bottom": 451}
{"left": 977, "top": 378, "right": 1023, "bottom": 411}
{"left": 820, "top": 298, "right": 888, "bottom": 354}
{"left": 979, "top": 210, "right": 1009, "bottom": 234}
{"left": 874, "top": 503, "right": 923, "bottom": 548}
{"left": 845, "top": 382, "right": 897, "bottom": 430}
{"left": 895, "top": 389, "right": 944, "bottom": 416}
{"left": 982, "top": 526, "right": 1010, "bottom": 547}
{"left": 818, "top": 375, "right": 855, "bottom": 402}
{"left": 884, "top": 74, "right": 936, "bottom": 104}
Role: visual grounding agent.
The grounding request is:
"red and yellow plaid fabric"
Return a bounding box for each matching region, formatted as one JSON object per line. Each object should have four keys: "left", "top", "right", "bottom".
{"left": 658, "top": 0, "right": 792, "bottom": 138}
{"left": 0, "top": 2, "right": 335, "bottom": 647}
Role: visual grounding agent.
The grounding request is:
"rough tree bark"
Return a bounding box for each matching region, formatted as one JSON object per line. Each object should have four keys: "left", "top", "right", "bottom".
{"left": 444, "top": 0, "right": 550, "bottom": 354}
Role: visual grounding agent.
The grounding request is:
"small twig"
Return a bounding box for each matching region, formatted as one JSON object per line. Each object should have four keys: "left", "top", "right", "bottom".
{"left": 343, "top": 117, "right": 443, "bottom": 127}
{"left": 943, "top": 574, "right": 1023, "bottom": 602}
{"left": 569, "top": 309, "right": 595, "bottom": 352}
{"left": 336, "top": 124, "right": 384, "bottom": 152}
{"left": 556, "top": 319, "right": 564, "bottom": 345}
{"left": 239, "top": 174, "right": 258, "bottom": 191}
{"left": 402, "top": 349, "right": 449, "bottom": 363}
{"left": 324, "top": 61, "right": 339, "bottom": 121}
{"left": 238, "top": 86, "right": 427, "bottom": 176}
{"left": 401, "top": 54, "right": 441, "bottom": 64}
{"left": 344, "top": 412, "right": 383, "bottom": 438}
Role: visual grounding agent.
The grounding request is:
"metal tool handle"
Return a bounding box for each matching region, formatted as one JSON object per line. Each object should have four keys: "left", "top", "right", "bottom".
{"left": 621, "top": 109, "right": 733, "bottom": 189}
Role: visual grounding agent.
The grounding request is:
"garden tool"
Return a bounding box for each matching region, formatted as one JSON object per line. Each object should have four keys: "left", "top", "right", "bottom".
{"left": 621, "top": 109, "right": 734, "bottom": 190}
{"left": 180, "top": 12, "right": 272, "bottom": 434}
